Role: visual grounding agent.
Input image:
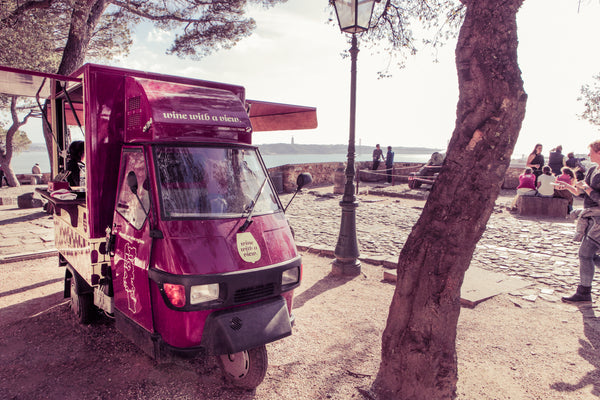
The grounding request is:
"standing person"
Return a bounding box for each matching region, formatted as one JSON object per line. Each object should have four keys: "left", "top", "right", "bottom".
{"left": 385, "top": 146, "right": 394, "bottom": 184}
{"left": 548, "top": 145, "right": 565, "bottom": 176}
{"left": 526, "top": 143, "right": 544, "bottom": 184}
{"left": 372, "top": 144, "right": 383, "bottom": 171}
{"left": 555, "top": 140, "right": 600, "bottom": 303}
{"left": 566, "top": 152, "right": 586, "bottom": 181}
{"left": 536, "top": 166, "right": 555, "bottom": 197}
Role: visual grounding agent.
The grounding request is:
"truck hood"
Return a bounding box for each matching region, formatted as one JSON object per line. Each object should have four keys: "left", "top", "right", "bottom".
{"left": 151, "top": 212, "right": 297, "bottom": 275}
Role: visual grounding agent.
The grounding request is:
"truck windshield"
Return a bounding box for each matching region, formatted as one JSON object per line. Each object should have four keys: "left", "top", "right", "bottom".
{"left": 154, "top": 146, "right": 281, "bottom": 219}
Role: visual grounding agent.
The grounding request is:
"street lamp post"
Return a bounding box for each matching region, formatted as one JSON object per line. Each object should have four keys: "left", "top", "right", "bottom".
{"left": 331, "top": 0, "right": 378, "bottom": 276}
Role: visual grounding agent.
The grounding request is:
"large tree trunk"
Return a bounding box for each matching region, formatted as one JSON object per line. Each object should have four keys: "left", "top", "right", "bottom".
{"left": 373, "top": 0, "right": 527, "bottom": 399}
{"left": 43, "top": 0, "right": 107, "bottom": 171}
{"left": 0, "top": 164, "right": 19, "bottom": 187}
{"left": 57, "top": 0, "right": 107, "bottom": 75}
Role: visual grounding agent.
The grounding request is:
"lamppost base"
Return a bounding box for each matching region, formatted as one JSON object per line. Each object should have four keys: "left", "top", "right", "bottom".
{"left": 332, "top": 258, "right": 361, "bottom": 276}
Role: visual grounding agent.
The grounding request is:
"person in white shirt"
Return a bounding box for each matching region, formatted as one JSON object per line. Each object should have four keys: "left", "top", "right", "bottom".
{"left": 536, "top": 166, "right": 555, "bottom": 197}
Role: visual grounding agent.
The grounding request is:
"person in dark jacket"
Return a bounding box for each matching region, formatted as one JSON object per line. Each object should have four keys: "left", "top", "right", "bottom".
{"left": 385, "top": 146, "right": 394, "bottom": 183}
{"left": 372, "top": 144, "right": 383, "bottom": 170}
{"left": 548, "top": 145, "right": 565, "bottom": 176}
{"left": 566, "top": 152, "right": 586, "bottom": 181}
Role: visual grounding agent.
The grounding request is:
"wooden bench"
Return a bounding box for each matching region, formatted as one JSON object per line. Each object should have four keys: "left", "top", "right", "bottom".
{"left": 516, "top": 195, "right": 568, "bottom": 218}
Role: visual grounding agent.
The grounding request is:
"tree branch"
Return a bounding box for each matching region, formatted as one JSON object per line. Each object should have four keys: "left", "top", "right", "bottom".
{"left": 0, "top": 0, "right": 55, "bottom": 25}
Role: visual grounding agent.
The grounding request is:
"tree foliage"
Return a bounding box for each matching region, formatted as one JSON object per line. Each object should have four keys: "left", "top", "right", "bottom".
{"left": 580, "top": 73, "right": 600, "bottom": 128}
{"left": 0, "top": 0, "right": 133, "bottom": 72}
{"left": 0, "top": 124, "right": 32, "bottom": 155}
{"left": 1, "top": 0, "right": 287, "bottom": 75}
{"left": 328, "top": 0, "right": 464, "bottom": 76}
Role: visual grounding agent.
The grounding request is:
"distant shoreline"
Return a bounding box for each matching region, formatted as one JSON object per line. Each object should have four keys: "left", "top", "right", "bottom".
{"left": 255, "top": 143, "right": 441, "bottom": 155}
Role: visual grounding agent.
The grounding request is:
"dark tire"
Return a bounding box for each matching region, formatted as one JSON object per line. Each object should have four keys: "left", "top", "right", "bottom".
{"left": 408, "top": 178, "right": 421, "bottom": 189}
{"left": 219, "top": 345, "right": 268, "bottom": 389}
{"left": 70, "top": 274, "right": 94, "bottom": 324}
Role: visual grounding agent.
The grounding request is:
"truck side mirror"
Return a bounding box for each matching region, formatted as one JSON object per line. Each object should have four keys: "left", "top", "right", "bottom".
{"left": 126, "top": 171, "right": 138, "bottom": 194}
{"left": 284, "top": 173, "right": 313, "bottom": 212}
{"left": 296, "top": 173, "right": 312, "bottom": 190}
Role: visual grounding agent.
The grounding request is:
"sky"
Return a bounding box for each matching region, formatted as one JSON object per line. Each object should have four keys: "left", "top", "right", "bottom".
{"left": 13, "top": 0, "right": 600, "bottom": 158}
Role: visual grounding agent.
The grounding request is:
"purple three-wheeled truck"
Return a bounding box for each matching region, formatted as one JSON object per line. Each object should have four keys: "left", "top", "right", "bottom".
{"left": 0, "top": 64, "right": 317, "bottom": 389}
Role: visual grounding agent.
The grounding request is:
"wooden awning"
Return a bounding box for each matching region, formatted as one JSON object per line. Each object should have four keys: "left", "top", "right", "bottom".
{"left": 0, "top": 65, "right": 80, "bottom": 98}
{"left": 246, "top": 100, "right": 318, "bottom": 132}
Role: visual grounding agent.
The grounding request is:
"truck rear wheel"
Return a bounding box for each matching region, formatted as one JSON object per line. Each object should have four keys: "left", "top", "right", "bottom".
{"left": 219, "top": 345, "right": 268, "bottom": 389}
{"left": 70, "top": 274, "right": 94, "bottom": 324}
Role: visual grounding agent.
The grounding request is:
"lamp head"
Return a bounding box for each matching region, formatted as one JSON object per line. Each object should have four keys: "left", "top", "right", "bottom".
{"left": 331, "top": 0, "right": 378, "bottom": 34}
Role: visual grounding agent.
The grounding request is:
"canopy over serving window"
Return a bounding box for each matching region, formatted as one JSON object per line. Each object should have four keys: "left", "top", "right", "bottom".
{"left": 0, "top": 65, "right": 80, "bottom": 98}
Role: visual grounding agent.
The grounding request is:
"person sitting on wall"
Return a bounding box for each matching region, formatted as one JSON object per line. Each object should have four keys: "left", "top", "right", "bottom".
{"left": 66, "top": 140, "right": 86, "bottom": 187}
{"left": 536, "top": 166, "right": 556, "bottom": 197}
{"left": 526, "top": 143, "right": 544, "bottom": 185}
{"left": 554, "top": 167, "right": 576, "bottom": 213}
{"left": 511, "top": 167, "right": 537, "bottom": 208}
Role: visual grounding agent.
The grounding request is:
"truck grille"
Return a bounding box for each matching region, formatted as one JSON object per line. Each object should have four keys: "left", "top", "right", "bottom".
{"left": 234, "top": 283, "right": 275, "bottom": 304}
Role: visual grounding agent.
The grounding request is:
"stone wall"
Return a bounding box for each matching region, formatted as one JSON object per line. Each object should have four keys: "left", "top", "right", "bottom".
{"left": 16, "top": 173, "right": 51, "bottom": 185}
{"left": 268, "top": 161, "right": 525, "bottom": 193}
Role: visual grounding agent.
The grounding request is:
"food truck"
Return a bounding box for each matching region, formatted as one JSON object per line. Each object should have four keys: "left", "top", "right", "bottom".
{"left": 0, "top": 64, "right": 317, "bottom": 389}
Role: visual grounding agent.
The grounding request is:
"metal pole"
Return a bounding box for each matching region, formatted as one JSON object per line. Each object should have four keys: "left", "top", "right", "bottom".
{"left": 333, "top": 34, "right": 361, "bottom": 276}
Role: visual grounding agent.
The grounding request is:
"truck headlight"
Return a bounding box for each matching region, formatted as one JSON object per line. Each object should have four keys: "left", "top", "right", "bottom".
{"left": 282, "top": 267, "right": 300, "bottom": 287}
{"left": 190, "top": 283, "right": 220, "bottom": 304}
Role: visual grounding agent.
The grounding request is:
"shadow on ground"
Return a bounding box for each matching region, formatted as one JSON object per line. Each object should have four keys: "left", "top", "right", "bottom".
{"left": 550, "top": 304, "right": 600, "bottom": 397}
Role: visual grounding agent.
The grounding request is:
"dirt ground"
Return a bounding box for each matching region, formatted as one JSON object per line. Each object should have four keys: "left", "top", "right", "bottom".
{"left": 1, "top": 250, "right": 600, "bottom": 400}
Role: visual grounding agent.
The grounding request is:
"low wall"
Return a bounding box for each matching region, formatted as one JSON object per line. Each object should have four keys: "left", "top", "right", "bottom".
{"left": 16, "top": 173, "right": 51, "bottom": 185}
{"left": 268, "top": 161, "right": 525, "bottom": 193}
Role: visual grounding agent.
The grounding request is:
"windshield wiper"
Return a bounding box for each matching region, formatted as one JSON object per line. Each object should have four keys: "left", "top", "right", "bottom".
{"left": 239, "top": 178, "right": 267, "bottom": 232}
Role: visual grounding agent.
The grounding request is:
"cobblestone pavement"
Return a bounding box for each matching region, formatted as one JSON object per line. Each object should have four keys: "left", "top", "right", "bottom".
{"left": 0, "top": 183, "right": 592, "bottom": 301}
{"left": 282, "top": 185, "right": 591, "bottom": 301}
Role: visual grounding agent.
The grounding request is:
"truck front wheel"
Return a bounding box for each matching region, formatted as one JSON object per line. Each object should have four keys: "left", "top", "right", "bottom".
{"left": 219, "top": 345, "right": 268, "bottom": 389}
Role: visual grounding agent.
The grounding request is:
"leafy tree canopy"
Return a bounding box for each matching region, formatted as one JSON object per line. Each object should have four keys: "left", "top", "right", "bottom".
{"left": 0, "top": 122, "right": 31, "bottom": 155}
{"left": 0, "top": 0, "right": 133, "bottom": 72}
{"left": 580, "top": 74, "right": 600, "bottom": 128}
{"left": 0, "top": 0, "right": 287, "bottom": 76}
{"left": 327, "top": 0, "right": 463, "bottom": 76}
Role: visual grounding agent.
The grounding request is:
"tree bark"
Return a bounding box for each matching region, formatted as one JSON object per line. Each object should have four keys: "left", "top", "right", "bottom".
{"left": 57, "top": 0, "right": 108, "bottom": 75}
{"left": 42, "top": 0, "right": 108, "bottom": 172}
{"left": 373, "top": 0, "right": 527, "bottom": 399}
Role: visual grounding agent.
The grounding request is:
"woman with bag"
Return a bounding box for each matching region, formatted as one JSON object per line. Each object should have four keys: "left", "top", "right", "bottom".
{"left": 555, "top": 140, "right": 600, "bottom": 303}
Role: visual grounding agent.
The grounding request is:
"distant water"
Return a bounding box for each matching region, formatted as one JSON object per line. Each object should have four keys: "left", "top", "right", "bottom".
{"left": 8, "top": 150, "right": 431, "bottom": 174}
{"left": 261, "top": 153, "right": 430, "bottom": 168}
{"left": 7, "top": 151, "right": 51, "bottom": 174}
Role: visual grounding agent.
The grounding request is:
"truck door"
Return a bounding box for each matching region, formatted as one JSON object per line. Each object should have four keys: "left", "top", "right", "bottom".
{"left": 111, "top": 147, "right": 154, "bottom": 331}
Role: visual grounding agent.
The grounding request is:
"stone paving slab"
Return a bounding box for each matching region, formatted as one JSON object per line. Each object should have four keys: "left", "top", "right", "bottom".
{"left": 382, "top": 266, "right": 533, "bottom": 308}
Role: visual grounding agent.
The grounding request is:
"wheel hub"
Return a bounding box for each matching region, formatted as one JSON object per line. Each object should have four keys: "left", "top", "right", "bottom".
{"left": 220, "top": 351, "right": 250, "bottom": 379}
